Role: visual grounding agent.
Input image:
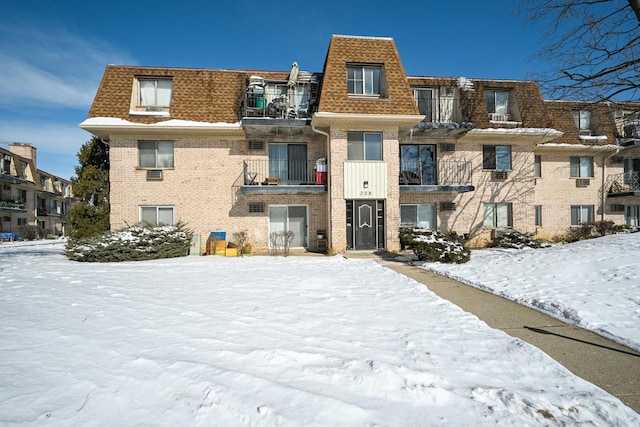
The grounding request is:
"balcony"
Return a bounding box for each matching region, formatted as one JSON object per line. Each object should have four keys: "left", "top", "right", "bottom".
{"left": 408, "top": 96, "right": 473, "bottom": 138}
{"left": 606, "top": 171, "right": 640, "bottom": 197}
{"left": 0, "top": 199, "right": 26, "bottom": 211}
{"left": 242, "top": 76, "right": 318, "bottom": 137}
{"left": 238, "top": 160, "right": 327, "bottom": 194}
{"left": 399, "top": 159, "right": 474, "bottom": 193}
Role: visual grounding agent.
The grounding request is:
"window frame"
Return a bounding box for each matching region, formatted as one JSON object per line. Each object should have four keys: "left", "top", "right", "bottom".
{"left": 483, "top": 202, "right": 512, "bottom": 228}
{"left": 347, "top": 64, "right": 383, "bottom": 96}
{"left": 570, "top": 205, "right": 594, "bottom": 226}
{"left": 347, "top": 132, "right": 383, "bottom": 161}
{"left": 138, "top": 140, "right": 175, "bottom": 169}
{"left": 534, "top": 155, "right": 541, "bottom": 178}
{"left": 137, "top": 77, "right": 173, "bottom": 108}
{"left": 485, "top": 89, "right": 510, "bottom": 115}
{"left": 573, "top": 109, "right": 592, "bottom": 130}
{"left": 139, "top": 205, "right": 175, "bottom": 226}
{"left": 534, "top": 205, "right": 542, "bottom": 227}
{"left": 569, "top": 156, "right": 593, "bottom": 178}
{"left": 483, "top": 145, "right": 512, "bottom": 171}
{"left": 400, "top": 203, "right": 437, "bottom": 229}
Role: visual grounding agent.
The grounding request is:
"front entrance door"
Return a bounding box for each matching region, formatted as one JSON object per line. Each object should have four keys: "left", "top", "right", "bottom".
{"left": 346, "top": 200, "right": 385, "bottom": 250}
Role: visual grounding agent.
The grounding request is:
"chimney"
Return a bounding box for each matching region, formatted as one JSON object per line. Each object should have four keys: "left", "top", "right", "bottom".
{"left": 8, "top": 143, "right": 37, "bottom": 169}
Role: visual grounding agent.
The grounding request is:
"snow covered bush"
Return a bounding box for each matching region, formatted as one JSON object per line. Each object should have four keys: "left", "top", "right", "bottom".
{"left": 399, "top": 228, "right": 470, "bottom": 264}
{"left": 65, "top": 222, "right": 192, "bottom": 262}
{"left": 490, "top": 230, "right": 550, "bottom": 249}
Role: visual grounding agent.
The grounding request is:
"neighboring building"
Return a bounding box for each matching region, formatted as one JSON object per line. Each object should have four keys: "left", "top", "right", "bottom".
{"left": 79, "top": 35, "right": 640, "bottom": 254}
{"left": 0, "top": 143, "right": 76, "bottom": 239}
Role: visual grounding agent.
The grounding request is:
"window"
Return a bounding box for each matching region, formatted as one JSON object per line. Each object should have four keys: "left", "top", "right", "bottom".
{"left": 571, "top": 205, "right": 593, "bottom": 225}
{"left": 485, "top": 89, "right": 510, "bottom": 118}
{"left": 140, "top": 206, "right": 175, "bottom": 226}
{"left": 347, "top": 65, "right": 381, "bottom": 95}
{"left": 138, "top": 141, "right": 174, "bottom": 168}
{"left": 569, "top": 156, "right": 593, "bottom": 178}
{"left": 573, "top": 110, "right": 591, "bottom": 131}
{"left": 268, "top": 143, "right": 307, "bottom": 184}
{"left": 400, "top": 204, "right": 436, "bottom": 229}
{"left": 534, "top": 155, "right": 541, "bottom": 178}
{"left": 17, "top": 218, "right": 27, "bottom": 226}
{"left": 347, "top": 132, "right": 382, "bottom": 161}
{"left": 483, "top": 203, "right": 512, "bottom": 228}
{"left": 483, "top": 145, "right": 511, "bottom": 170}
{"left": 414, "top": 88, "right": 435, "bottom": 121}
{"left": 138, "top": 78, "right": 172, "bottom": 108}
{"left": 626, "top": 205, "right": 640, "bottom": 227}
{"left": 534, "top": 205, "right": 542, "bottom": 227}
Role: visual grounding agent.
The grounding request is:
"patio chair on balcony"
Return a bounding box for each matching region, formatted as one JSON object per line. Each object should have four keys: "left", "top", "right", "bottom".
{"left": 244, "top": 172, "right": 258, "bottom": 185}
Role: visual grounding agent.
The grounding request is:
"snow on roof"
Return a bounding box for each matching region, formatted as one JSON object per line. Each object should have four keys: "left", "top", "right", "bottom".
{"left": 79, "top": 117, "right": 242, "bottom": 128}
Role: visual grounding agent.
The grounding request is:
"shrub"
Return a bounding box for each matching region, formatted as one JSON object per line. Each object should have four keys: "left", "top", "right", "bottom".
{"left": 16, "top": 225, "right": 41, "bottom": 241}
{"left": 399, "top": 228, "right": 470, "bottom": 264}
{"left": 65, "top": 222, "right": 192, "bottom": 262}
{"left": 489, "top": 230, "right": 550, "bottom": 249}
{"left": 566, "top": 220, "right": 618, "bottom": 242}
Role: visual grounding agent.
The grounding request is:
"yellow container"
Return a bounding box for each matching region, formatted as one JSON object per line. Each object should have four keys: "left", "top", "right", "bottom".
{"left": 226, "top": 247, "right": 238, "bottom": 257}
{"left": 211, "top": 240, "right": 227, "bottom": 255}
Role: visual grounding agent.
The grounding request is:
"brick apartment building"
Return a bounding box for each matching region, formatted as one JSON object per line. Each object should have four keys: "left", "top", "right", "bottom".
{"left": 79, "top": 35, "right": 640, "bottom": 254}
{"left": 0, "top": 143, "right": 76, "bottom": 240}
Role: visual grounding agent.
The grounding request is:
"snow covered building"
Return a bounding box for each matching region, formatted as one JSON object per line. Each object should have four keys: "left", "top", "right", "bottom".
{"left": 0, "top": 143, "right": 76, "bottom": 239}
{"left": 79, "top": 35, "right": 640, "bottom": 254}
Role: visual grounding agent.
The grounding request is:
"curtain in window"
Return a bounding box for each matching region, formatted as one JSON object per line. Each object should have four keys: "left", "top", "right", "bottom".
{"left": 347, "top": 132, "right": 364, "bottom": 160}
{"left": 140, "top": 207, "right": 157, "bottom": 224}
{"left": 139, "top": 80, "right": 156, "bottom": 106}
{"left": 439, "top": 87, "right": 454, "bottom": 122}
{"left": 417, "top": 204, "right": 436, "bottom": 229}
{"left": 626, "top": 206, "right": 640, "bottom": 226}
{"left": 415, "top": 89, "right": 435, "bottom": 119}
{"left": 364, "top": 68, "right": 380, "bottom": 95}
{"left": 496, "top": 204, "right": 510, "bottom": 227}
{"left": 483, "top": 204, "right": 496, "bottom": 227}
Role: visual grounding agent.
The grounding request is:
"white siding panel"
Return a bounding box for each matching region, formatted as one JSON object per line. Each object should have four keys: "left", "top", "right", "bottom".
{"left": 344, "top": 162, "right": 387, "bottom": 199}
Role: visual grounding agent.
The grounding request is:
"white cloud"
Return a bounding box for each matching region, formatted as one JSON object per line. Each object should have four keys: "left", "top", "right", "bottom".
{"left": 0, "top": 19, "right": 134, "bottom": 110}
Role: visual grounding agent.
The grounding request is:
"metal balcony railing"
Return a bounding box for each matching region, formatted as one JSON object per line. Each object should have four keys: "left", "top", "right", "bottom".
{"left": 242, "top": 160, "right": 326, "bottom": 186}
{"left": 607, "top": 171, "right": 640, "bottom": 195}
{"left": 399, "top": 160, "right": 472, "bottom": 185}
{"left": 244, "top": 81, "right": 317, "bottom": 120}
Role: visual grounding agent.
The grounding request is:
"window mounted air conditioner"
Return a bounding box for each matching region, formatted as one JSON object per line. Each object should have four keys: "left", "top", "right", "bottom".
{"left": 576, "top": 178, "right": 590, "bottom": 187}
{"left": 439, "top": 143, "right": 456, "bottom": 152}
{"left": 146, "top": 170, "right": 163, "bottom": 180}
{"left": 493, "top": 170, "right": 508, "bottom": 180}
{"left": 489, "top": 113, "right": 510, "bottom": 121}
{"left": 440, "top": 202, "right": 456, "bottom": 211}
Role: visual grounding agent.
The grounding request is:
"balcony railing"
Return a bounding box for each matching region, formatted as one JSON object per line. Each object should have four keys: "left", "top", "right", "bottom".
{"left": 0, "top": 199, "right": 25, "bottom": 210}
{"left": 242, "top": 160, "right": 326, "bottom": 186}
{"left": 244, "top": 81, "right": 316, "bottom": 120}
{"left": 607, "top": 171, "right": 640, "bottom": 195}
{"left": 400, "top": 160, "right": 472, "bottom": 186}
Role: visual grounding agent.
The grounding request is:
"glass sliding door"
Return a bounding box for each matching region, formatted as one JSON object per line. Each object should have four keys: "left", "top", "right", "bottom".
{"left": 269, "top": 143, "right": 307, "bottom": 184}
{"left": 400, "top": 144, "right": 437, "bottom": 185}
{"left": 269, "top": 205, "right": 308, "bottom": 248}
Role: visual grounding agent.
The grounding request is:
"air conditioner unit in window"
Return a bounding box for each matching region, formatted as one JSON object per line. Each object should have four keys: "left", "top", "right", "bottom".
{"left": 493, "top": 170, "right": 508, "bottom": 180}
{"left": 146, "top": 169, "right": 163, "bottom": 180}
{"left": 440, "top": 202, "right": 456, "bottom": 211}
{"left": 576, "top": 178, "right": 590, "bottom": 187}
{"left": 439, "top": 143, "right": 456, "bottom": 152}
{"left": 578, "top": 129, "right": 593, "bottom": 136}
{"left": 489, "top": 113, "right": 510, "bottom": 121}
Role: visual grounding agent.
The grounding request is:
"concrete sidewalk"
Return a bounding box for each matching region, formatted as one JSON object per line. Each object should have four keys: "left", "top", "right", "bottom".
{"left": 372, "top": 257, "right": 640, "bottom": 413}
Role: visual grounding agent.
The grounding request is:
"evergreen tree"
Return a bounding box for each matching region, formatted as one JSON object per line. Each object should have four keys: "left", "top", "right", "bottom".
{"left": 69, "top": 136, "right": 110, "bottom": 238}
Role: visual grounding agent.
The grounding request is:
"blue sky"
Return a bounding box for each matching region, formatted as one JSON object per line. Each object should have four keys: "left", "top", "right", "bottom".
{"left": 0, "top": 0, "right": 551, "bottom": 180}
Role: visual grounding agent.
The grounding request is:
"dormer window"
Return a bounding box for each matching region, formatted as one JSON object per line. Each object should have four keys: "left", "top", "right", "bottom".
{"left": 347, "top": 65, "right": 382, "bottom": 96}
{"left": 573, "top": 110, "right": 592, "bottom": 136}
{"left": 485, "top": 89, "right": 511, "bottom": 121}
{"left": 132, "top": 77, "right": 173, "bottom": 114}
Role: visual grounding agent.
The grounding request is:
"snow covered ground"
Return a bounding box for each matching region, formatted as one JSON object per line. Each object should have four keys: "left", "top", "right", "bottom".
{"left": 422, "top": 232, "right": 640, "bottom": 352}
{"left": 0, "top": 237, "right": 638, "bottom": 426}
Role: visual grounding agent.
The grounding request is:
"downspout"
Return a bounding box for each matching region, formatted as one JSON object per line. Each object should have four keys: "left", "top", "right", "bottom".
{"left": 311, "top": 122, "right": 331, "bottom": 253}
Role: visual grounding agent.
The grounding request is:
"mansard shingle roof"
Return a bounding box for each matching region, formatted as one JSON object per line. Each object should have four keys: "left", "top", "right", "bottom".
{"left": 318, "top": 35, "right": 419, "bottom": 115}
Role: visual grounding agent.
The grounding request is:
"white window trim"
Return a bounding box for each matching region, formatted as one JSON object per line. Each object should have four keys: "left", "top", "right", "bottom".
{"left": 139, "top": 205, "right": 175, "bottom": 226}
